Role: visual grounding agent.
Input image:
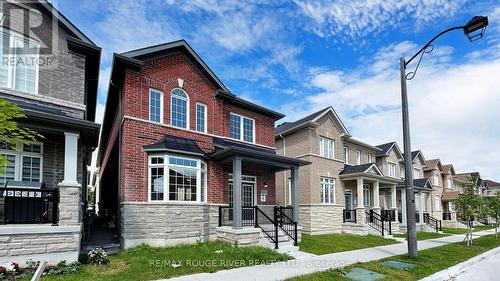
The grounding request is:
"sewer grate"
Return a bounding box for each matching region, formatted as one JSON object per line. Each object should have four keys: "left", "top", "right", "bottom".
{"left": 344, "top": 268, "right": 384, "bottom": 281}
{"left": 382, "top": 260, "right": 415, "bottom": 270}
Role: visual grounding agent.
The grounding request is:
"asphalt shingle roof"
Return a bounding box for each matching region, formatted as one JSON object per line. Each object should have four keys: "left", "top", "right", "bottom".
{"left": 398, "top": 178, "right": 432, "bottom": 189}
{"left": 275, "top": 107, "right": 330, "bottom": 135}
{"left": 143, "top": 135, "right": 205, "bottom": 155}
{"left": 411, "top": 151, "right": 420, "bottom": 160}
{"left": 212, "top": 137, "right": 275, "bottom": 154}
{"left": 340, "top": 163, "right": 374, "bottom": 175}
{"left": 375, "top": 142, "right": 396, "bottom": 157}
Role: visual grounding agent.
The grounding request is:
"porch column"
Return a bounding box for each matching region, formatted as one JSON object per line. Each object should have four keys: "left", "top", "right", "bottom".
{"left": 401, "top": 188, "right": 407, "bottom": 224}
{"left": 391, "top": 184, "right": 397, "bottom": 209}
{"left": 356, "top": 178, "right": 365, "bottom": 223}
{"left": 290, "top": 166, "right": 299, "bottom": 224}
{"left": 232, "top": 156, "right": 242, "bottom": 229}
{"left": 62, "top": 132, "right": 79, "bottom": 185}
{"left": 419, "top": 190, "right": 424, "bottom": 224}
{"left": 372, "top": 181, "right": 380, "bottom": 214}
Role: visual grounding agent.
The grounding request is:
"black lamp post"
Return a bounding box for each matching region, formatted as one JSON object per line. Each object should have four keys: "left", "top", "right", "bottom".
{"left": 400, "top": 15, "right": 488, "bottom": 258}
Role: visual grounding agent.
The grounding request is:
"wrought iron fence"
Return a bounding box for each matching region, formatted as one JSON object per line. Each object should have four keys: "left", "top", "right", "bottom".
{"left": 343, "top": 209, "right": 357, "bottom": 223}
{"left": 0, "top": 187, "right": 59, "bottom": 224}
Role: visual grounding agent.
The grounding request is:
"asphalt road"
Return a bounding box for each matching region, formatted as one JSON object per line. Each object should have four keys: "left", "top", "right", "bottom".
{"left": 452, "top": 248, "right": 500, "bottom": 281}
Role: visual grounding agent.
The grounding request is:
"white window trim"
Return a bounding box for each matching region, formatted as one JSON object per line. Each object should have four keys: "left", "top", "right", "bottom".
{"left": 147, "top": 153, "right": 206, "bottom": 203}
{"left": 367, "top": 153, "right": 372, "bottom": 163}
{"left": 343, "top": 146, "right": 349, "bottom": 164}
{"left": 363, "top": 185, "right": 371, "bottom": 206}
{"left": 0, "top": 142, "right": 44, "bottom": 184}
{"left": 229, "top": 112, "right": 255, "bottom": 144}
{"left": 388, "top": 162, "right": 397, "bottom": 178}
{"left": 228, "top": 174, "right": 258, "bottom": 206}
{"left": 195, "top": 102, "right": 207, "bottom": 133}
{"left": 149, "top": 88, "right": 164, "bottom": 124}
{"left": 170, "top": 88, "right": 190, "bottom": 130}
{"left": 319, "top": 136, "right": 334, "bottom": 159}
{"left": 356, "top": 150, "right": 361, "bottom": 165}
{"left": 320, "top": 177, "right": 335, "bottom": 204}
{"left": 0, "top": 27, "right": 40, "bottom": 95}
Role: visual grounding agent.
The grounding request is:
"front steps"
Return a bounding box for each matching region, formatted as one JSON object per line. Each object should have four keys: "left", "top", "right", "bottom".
{"left": 258, "top": 229, "right": 315, "bottom": 259}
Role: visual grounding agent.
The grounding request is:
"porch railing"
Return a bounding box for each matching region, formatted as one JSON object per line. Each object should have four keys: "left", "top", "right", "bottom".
{"left": 0, "top": 187, "right": 59, "bottom": 225}
{"left": 443, "top": 212, "right": 452, "bottom": 221}
{"left": 423, "top": 213, "right": 442, "bottom": 232}
{"left": 366, "top": 210, "right": 391, "bottom": 236}
{"left": 343, "top": 209, "right": 356, "bottom": 223}
{"left": 381, "top": 209, "right": 396, "bottom": 222}
{"left": 276, "top": 206, "right": 298, "bottom": 246}
{"left": 218, "top": 206, "right": 256, "bottom": 227}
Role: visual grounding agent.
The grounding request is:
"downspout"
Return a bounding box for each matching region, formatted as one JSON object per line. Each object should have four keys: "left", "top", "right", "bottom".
{"left": 279, "top": 134, "right": 287, "bottom": 205}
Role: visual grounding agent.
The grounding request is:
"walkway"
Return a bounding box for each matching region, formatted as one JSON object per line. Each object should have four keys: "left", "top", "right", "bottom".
{"left": 159, "top": 229, "right": 496, "bottom": 281}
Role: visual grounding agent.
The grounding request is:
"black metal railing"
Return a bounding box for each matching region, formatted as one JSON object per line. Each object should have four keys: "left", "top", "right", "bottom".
{"left": 218, "top": 206, "right": 256, "bottom": 227}
{"left": 276, "top": 206, "right": 298, "bottom": 246}
{"left": 443, "top": 212, "right": 452, "bottom": 221}
{"left": 423, "top": 213, "right": 442, "bottom": 232}
{"left": 415, "top": 212, "right": 420, "bottom": 223}
{"left": 398, "top": 211, "right": 402, "bottom": 223}
{"left": 343, "top": 209, "right": 357, "bottom": 223}
{"left": 255, "top": 207, "right": 278, "bottom": 249}
{"left": 366, "top": 210, "right": 391, "bottom": 236}
{"left": 0, "top": 187, "right": 59, "bottom": 225}
{"left": 381, "top": 209, "right": 396, "bottom": 222}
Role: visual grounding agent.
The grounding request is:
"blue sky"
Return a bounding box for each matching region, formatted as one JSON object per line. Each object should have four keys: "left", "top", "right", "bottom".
{"left": 55, "top": 0, "right": 500, "bottom": 180}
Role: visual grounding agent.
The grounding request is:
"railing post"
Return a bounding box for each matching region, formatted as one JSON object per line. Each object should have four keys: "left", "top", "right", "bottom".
{"left": 389, "top": 218, "right": 392, "bottom": 234}
{"left": 218, "top": 206, "right": 222, "bottom": 227}
{"left": 354, "top": 209, "right": 357, "bottom": 223}
{"left": 254, "top": 207, "right": 258, "bottom": 228}
{"left": 381, "top": 215, "right": 384, "bottom": 236}
{"left": 273, "top": 206, "right": 279, "bottom": 249}
{"left": 343, "top": 210, "right": 345, "bottom": 223}
{"left": 294, "top": 221, "right": 298, "bottom": 246}
{"left": 51, "top": 189, "right": 59, "bottom": 226}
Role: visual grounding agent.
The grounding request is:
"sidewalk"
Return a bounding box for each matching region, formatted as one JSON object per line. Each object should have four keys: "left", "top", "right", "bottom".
{"left": 159, "top": 229, "right": 495, "bottom": 281}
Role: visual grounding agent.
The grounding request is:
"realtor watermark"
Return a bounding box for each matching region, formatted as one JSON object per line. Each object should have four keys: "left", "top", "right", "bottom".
{"left": 149, "top": 259, "right": 350, "bottom": 268}
{"left": 1, "top": 0, "right": 60, "bottom": 69}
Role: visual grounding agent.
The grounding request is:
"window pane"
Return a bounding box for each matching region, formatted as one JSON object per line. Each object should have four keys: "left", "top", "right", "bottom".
{"left": 171, "top": 89, "right": 188, "bottom": 128}
{"left": 0, "top": 32, "right": 9, "bottom": 87}
{"left": 169, "top": 157, "right": 197, "bottom": 167}
{"left": 230, "top": 114, "right": 241, "bottom": 140}
{"left": 21, "top": 156, "right": 40, "bottom": 182}
{"left": 14, "top": 38, "right": 38, "bottom": 94}
{"left": 0, "top": 154, "right": 16, "bottom": 186}
{"left": 196, "top": 104, "right": 206, "bottom": 132}
{"left": 149, "top": 90, "right": 162, "bottom": 123}
{"left": 243, "top": 117, "right": 254, "bottom": 142}
{"left": 169, "top": 166, "right": 197, "bottom": 201}
{"left": 150, "top": 167, "right": 164, "bottom": 201}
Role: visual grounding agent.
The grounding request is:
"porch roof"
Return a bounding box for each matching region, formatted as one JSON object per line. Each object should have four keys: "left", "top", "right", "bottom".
{"left": 339, "top": 163, "right": 401, "bottom": 184}
{"left": 142, "top": 135, "right": 206, "bottom": 157}
{"left": 210, "top": 145, "right": 310, "bottom": 171}
{"left": 397, "top": 178, "right": 433, "bottom": 191}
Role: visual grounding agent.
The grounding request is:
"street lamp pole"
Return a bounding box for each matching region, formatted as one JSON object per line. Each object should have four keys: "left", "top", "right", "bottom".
{"left": 400, "top": 15, "right": 488, "bottom": 258}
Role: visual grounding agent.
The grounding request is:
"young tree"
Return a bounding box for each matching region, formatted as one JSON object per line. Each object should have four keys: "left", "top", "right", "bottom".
{"left": 0, "top": 99, "right": 42, "bottom": 173}
{"left": 454, "top": 177, "right": 482, "bottom": 246}
{"left": 488, "top": 193, "right": 500, "bottom": 239}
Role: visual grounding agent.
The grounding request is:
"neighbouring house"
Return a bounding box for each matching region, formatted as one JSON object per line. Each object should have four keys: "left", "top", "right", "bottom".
{"left": 455, "top": 172, "right": 486, "bottom": 195}
{"left": 96, "top": 40, "right": 308, "bottom": 250}
{"left": 484, "top": 179, "right": 500, "bottom": 197}
{"left": 424, "top": 159, "right": 444, "bottom": 221}
{"left": 275, "top": 107, "right": 401, "bottom": 237}
{"left": 0, "top": 1, "right": 101, "bottom": 264}
{"left": 440, "top": 164, "right": 461, "bottom": 227}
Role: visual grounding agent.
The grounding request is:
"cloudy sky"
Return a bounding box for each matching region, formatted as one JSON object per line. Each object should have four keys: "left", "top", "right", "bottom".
{"left": 56, "top": 0, "right": 500, "bottom": 180}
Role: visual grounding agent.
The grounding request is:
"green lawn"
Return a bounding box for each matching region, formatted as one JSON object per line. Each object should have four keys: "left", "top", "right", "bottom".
{"left": 40, "top": 241, "right": 291, "bottom": 281}
{"left": 443, "top": 225, "right": 495, "bottom": 234}
{"left": 299, "top": 233, "right": 400, "bottom": 255}
{"left": 289, "top": 235, "right": 500, "bottom": 281}
{"left": 393, "top": 232, "right": 449, "bottom": 241}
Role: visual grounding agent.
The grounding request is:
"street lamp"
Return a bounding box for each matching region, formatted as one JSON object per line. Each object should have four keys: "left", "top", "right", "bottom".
{"left": 400, "top": 15, "right": 488, "bottom": 258}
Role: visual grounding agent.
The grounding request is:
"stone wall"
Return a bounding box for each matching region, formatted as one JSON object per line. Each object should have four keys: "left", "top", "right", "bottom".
{"left": 120, "top": 202, "right": 220, "bottom": 249}
{"left": 0, "top": 225, "right": 80, "bottom": 266}
{"left": 216, "top": 227, "right": 260, "bottom": 246}
{"left": 299, "top": 204, "right": 344, "bottom": 234}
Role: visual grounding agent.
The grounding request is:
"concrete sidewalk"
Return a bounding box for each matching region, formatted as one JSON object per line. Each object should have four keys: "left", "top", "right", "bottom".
{"left": 159, "top": 229, "right": 495, "bottom": 281}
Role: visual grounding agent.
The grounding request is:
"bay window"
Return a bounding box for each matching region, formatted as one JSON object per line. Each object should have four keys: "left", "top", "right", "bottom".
{"left": 0, "top": 28, "right": 39, "bottom": 94}
{"left": 229, "top": 113, "right": 254, "bottom": 143}
{"left": 148, "top": 154, "right": 206, "bottom": 202}
{"left": 0, "top": 142, "right": 43, "bottom": 186}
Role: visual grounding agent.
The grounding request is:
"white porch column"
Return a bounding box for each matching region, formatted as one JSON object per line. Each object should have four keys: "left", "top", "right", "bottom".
{"left": 232, "top": 156, "right": 242, "bottom": 229}
{"left": 401, "top": 188, "right": 407, "bottom": 224}
{"left": 290, "top": 166, "right": 299, "bottom": 224}
{"left": 62, "top": 132, "right": 79, "bottom": 185}
{"left": 356, "top": 178, "right": 365, "bottom": 223}
{"left": 419, "top": 190, "right": 424, "bottom": 224}
{"left": 372, "top": 181, "right": 380, "bottom": 214}
{"left": 391, "top": 185, "right": 397, "bottom": 209}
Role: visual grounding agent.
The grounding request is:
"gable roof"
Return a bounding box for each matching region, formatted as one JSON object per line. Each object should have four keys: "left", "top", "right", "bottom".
{"left": 375, "top": 142, "right": 403, "bottom": 159}
{"left": 484, "top": 179, "right": 500, "bottom": 189}
{"left": 275, "top": 106, "right": 350, "bottom": 136}
{"left": 398, "top": 178, "right": 433, "bottom": 190}
{"left": 340, "top": 163, "right": 383, "bottom": 176}
{"left": 442, "top": 164, "right": 456, "bottom": 175}
{"left": 424, "top": 159, "right": 443, "bottom": 172}
{"left": 411, "top": 150, "right": 426, "bottom": 164}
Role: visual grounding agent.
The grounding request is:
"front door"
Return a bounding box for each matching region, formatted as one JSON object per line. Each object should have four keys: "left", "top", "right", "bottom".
{"left": 229, "top": 182, "right": 255, "bottom": 220}
{"left": 345, "top": 191, "right": 354, "bottom": 221}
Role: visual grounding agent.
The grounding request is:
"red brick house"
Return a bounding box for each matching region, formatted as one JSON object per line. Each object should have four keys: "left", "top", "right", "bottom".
{"left": 97, "top": 40, "right": 308, "bottom": 249}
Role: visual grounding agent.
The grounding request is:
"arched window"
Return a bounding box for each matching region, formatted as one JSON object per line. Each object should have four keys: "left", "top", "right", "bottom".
{"left": 171, "top": 88, "right": 189, "bottom": 129}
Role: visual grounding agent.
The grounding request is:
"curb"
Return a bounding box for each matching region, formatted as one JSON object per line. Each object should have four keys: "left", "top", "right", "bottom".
{"left": 419, "top": 245, "right": 500, "bottom": 281}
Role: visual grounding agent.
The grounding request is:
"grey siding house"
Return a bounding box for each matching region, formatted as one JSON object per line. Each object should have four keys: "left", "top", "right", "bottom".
{"left": 0, "top": 1, "right": 100, "bottom": 264}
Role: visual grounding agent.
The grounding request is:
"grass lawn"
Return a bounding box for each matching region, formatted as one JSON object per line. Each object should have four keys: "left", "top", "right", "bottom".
{"left": 393, "top": 232, "right": 449, "bottom": 241}
{"left": 39, "top": 241, "right": 291, "bottom": 281}
{"left": 299, "top": 233, "right": 400, "bottom": 255}
{"left": 443, "top": 225, "right": 495, "bottom": 234}
{"left": 289, "top": 235, "right": 500, "bottom": 281}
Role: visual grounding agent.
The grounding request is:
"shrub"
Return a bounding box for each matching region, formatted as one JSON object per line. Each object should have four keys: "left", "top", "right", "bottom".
{"left": 44, "top": 261, "right": 82, "bottom": 276}
{"left": 88, "top": 248, "right": 109, "bottom": 266}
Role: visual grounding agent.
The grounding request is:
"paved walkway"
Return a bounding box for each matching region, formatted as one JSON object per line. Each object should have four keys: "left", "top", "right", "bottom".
{"left": 159, "top": 229, "right": 495, "bottom": 281}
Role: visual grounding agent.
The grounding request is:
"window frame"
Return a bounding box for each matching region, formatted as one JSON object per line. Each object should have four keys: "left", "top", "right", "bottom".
{"left": 320, "top": 177, "right": 335, "bottom": 204}
{"left": 356, "top": 150, "right": 361, "bottom": 165}
{"left": 195, "top": 102, "right": 207, "bottom": 133}
{"left": 388, "top": 162, "right": 397, "bottom": 178}
{"left": 0, "top": 27, "right": 40, "bottom": 95}
{"left": 0, "top": 141, "right": 43, "bottom": 185}
{"left": 343, "top": 146, "right": 349, "bottom": 164}
{"left": 414, "top": 168, "right": 421, "bottom": 179}
{"left": 367, "top": 153, "right": 372, "bottom": 163}
{"left": 170, "top": 88, "right": 190, "bottom": 129}
{"left": 229, "top": 112, "right": 255, "bottom": 144}
{"left": 147, "top": 153, "right": 207, "bottom": 203}
{"left": 319, "top": 136, "right": 334, "bottom": 159}
{"left": 363, "top": 185, "right": 371, "bottom": 206}
{"left": 149, "top": 88, "right": 164, "bottom": 124}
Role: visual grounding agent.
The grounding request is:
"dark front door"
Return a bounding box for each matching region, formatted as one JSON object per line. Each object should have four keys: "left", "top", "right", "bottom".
{"left": 229, "top": 182, "right": 255, "bottom": 221}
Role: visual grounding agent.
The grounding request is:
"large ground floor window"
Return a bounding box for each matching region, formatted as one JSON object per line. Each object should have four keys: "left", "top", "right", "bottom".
{"left": 320, "top": 177, "right": 335, "bottom": 204}
{"left": 148, "top": 154, "right": 207, "bottom": 203}
{"left": 0, "top": 142, "right": 43, "bottom": 186}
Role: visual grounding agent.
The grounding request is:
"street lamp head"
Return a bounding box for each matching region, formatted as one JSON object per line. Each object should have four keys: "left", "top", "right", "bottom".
{"left": 464, "top": 16, "right": 488, "bottom": 42}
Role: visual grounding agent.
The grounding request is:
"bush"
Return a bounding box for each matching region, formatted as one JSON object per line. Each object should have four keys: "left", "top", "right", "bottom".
{"left": 88, "top": 248, "right": 109, "bottom": 266}
{"left": 44, "top": 261, "right": 82, "bottom": 276}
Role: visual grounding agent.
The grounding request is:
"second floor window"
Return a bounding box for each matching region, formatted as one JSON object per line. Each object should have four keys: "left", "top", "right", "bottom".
{"left": 434, "top": 174, "right": 440, "bottom": 185}
{"left": 171, "top": 88, "right": 189, "bottom": 129}
{"left": 319, "top": 137, "right": 334, "bottom": 159}
{"left": 388, "top": 163, "right": 396, "bottom": 178}
{"left": 400, "top": 166, "right": 405, "bottom": 178}
{"left": 367, "top": 153, "right": 372, "bottom": 163}
{"left": 414, "top": 168, "right": 421, "bottom": 179}
{"left": 149, "top": 89, "right": 163, "bottom": 123}
{"left": 230, "top": 113, "right": 254, "bottom": 143}
{"left": 0, "top": 28, "right": 40, "bottom": 94}
{"left": 343, "top": 146, "right": 349, "bottom": 163}
{"left": 196, "top": 103, "right": 207, "bottom": 133}
{"left": 356, "top": 150, "right": 361, "bottom": 165}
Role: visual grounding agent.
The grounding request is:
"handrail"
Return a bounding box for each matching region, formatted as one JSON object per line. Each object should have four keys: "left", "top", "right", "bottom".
{"left": 423, "top": 213, "right": 442, "bottom": 232}
{"left": 255, "top": 207, "right": 278, "bottom": 249}
{"left": 276, "top": 206, "right": 298, "bottom": 246}
{"left": 366, "top": 210, "right": 391, "bottom": 236}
